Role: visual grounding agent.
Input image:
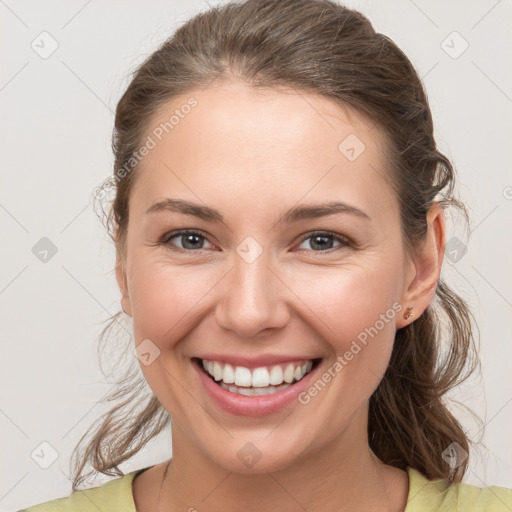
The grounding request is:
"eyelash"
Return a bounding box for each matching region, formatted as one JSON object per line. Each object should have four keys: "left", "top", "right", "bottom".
{"left": 160, "top": 229, "right": 352, "bottom": 254}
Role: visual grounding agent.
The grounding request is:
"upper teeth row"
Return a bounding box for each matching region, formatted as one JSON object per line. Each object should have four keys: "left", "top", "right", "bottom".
{"left": 202, "top": 359, "right": 313, "bottom": 387}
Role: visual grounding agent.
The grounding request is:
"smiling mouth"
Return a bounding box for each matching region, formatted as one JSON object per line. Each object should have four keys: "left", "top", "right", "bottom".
{"left": 192, "top": 357, "right": 322, "bottom": 396}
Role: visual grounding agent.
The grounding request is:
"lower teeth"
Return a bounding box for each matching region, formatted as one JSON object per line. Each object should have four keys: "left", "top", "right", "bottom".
{"left": 218, "top": 381, "right": 294, "bottom": 396}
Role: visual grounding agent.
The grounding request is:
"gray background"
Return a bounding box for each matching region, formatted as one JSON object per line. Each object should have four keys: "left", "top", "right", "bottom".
{"left": 1, "top": 0, "right": 511, "bottom": 510}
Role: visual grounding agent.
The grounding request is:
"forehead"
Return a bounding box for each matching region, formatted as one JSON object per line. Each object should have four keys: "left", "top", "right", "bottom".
{"left": 130, "top": 80, "right": 397, "bottom": 223}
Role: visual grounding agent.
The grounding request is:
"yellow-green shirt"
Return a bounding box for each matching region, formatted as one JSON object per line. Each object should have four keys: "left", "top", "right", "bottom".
{"left": 17, "top": 466, "right": 512, "bottom": 511}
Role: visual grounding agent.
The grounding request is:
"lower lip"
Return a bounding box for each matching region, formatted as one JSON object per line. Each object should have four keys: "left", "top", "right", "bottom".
{"left": 192, "top": 358, "right": 321, "bottom": 417}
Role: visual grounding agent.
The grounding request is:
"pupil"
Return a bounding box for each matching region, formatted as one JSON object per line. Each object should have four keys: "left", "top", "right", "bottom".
{"left": 183, "top": 234, "right": 202, "bottom": 249}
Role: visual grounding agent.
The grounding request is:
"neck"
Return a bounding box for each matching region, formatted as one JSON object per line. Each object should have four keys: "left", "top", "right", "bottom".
{"left": 156, "top": 413, "right": 409, "bottom": 512}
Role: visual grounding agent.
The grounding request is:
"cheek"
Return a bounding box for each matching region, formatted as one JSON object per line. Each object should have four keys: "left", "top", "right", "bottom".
{"left": 128, "top": 258, "right": 216, "bottom": 345}
{"left": 125, "top": 257, "right": 220, "bottom": 415}
{"left": 288, "top": 262, "right": 403, "bottom": 429}
{"left": 290, "top": 257, "right": 403, "bottom": 373}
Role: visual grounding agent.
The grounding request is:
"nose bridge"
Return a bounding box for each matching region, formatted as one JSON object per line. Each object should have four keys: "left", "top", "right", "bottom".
{"left": 216, "top": 238, "right": 288, "bottom": 338}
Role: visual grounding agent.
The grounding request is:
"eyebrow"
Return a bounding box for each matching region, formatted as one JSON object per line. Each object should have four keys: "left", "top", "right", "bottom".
{"left": 145, "top": 198, "right": 371, "bottom": 224}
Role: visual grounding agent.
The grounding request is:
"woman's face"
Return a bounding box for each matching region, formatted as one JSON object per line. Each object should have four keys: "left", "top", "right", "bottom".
{"left": 117, "top": 80, "right": 427, "bottom": 473}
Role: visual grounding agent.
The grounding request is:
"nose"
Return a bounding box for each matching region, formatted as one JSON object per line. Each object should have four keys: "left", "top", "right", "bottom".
{"left": 215, "top": 248, "right": 290, "bottom": 339}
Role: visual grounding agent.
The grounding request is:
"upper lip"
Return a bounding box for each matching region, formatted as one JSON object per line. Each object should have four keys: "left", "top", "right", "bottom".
{"left": 194, "top": 354, "right": 320, "bottom": 368}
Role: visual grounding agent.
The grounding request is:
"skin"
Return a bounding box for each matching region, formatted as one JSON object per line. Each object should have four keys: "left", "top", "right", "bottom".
{"left": 116, "top": 80, "right": 446, "bottom": 511}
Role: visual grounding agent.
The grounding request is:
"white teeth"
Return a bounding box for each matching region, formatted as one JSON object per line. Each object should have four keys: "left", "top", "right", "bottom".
{"left": 223, "top": 363, "right": 235, "bottom": 384}
{"left": 269, "top": 365, "right": 283, "bottom": 385}
{"left": 234, "top": 366, "right": 252, "bottom": 387}
{"left": 251, "top": 367, "right": 269, "bottom": 387}
{"left": 200, "top": 358, "right": 315, "bottom": 390}
{"left": 219, "top": 381, "right": 292, "bottom": 396}
{"left": 283, "top": 364, "right": 295, "bottom": 383}
{"left": 213, "top": 361, "right": 223, "bottom": 381}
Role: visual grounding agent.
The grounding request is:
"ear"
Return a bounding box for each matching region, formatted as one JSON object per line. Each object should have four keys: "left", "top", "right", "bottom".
{"left": 396, "top": 201, "right": 446, "bottom": 329}
{"left": 115, "top": 257, "right": 132, "bottom": 317}
{"left": 114, "top": 226, "right": 132, "bottom": 317}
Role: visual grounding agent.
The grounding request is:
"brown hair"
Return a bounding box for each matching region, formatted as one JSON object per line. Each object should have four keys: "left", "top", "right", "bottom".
{"left": 71, "top": 0, "right": 481, "bottom": 491}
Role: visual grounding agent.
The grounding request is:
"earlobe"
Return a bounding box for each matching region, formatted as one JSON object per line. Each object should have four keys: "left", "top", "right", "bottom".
{"left": 396, "top": 202, "right": 446, "bottom": 328}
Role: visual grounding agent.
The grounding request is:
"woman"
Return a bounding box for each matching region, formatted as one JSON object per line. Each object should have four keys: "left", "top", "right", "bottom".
{"left": 19, "top": 0, "right": 511, "bottom": 510}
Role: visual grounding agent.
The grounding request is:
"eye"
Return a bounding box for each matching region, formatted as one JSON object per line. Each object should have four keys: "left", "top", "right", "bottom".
{"left": 162, "top": 229, "right": 215, "bottom": 252}
{"left": 295, "top": 231, "right": 351, "bottom": 252}
{"left": 160, "top": 229, "right": 351, "bottom": 254}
